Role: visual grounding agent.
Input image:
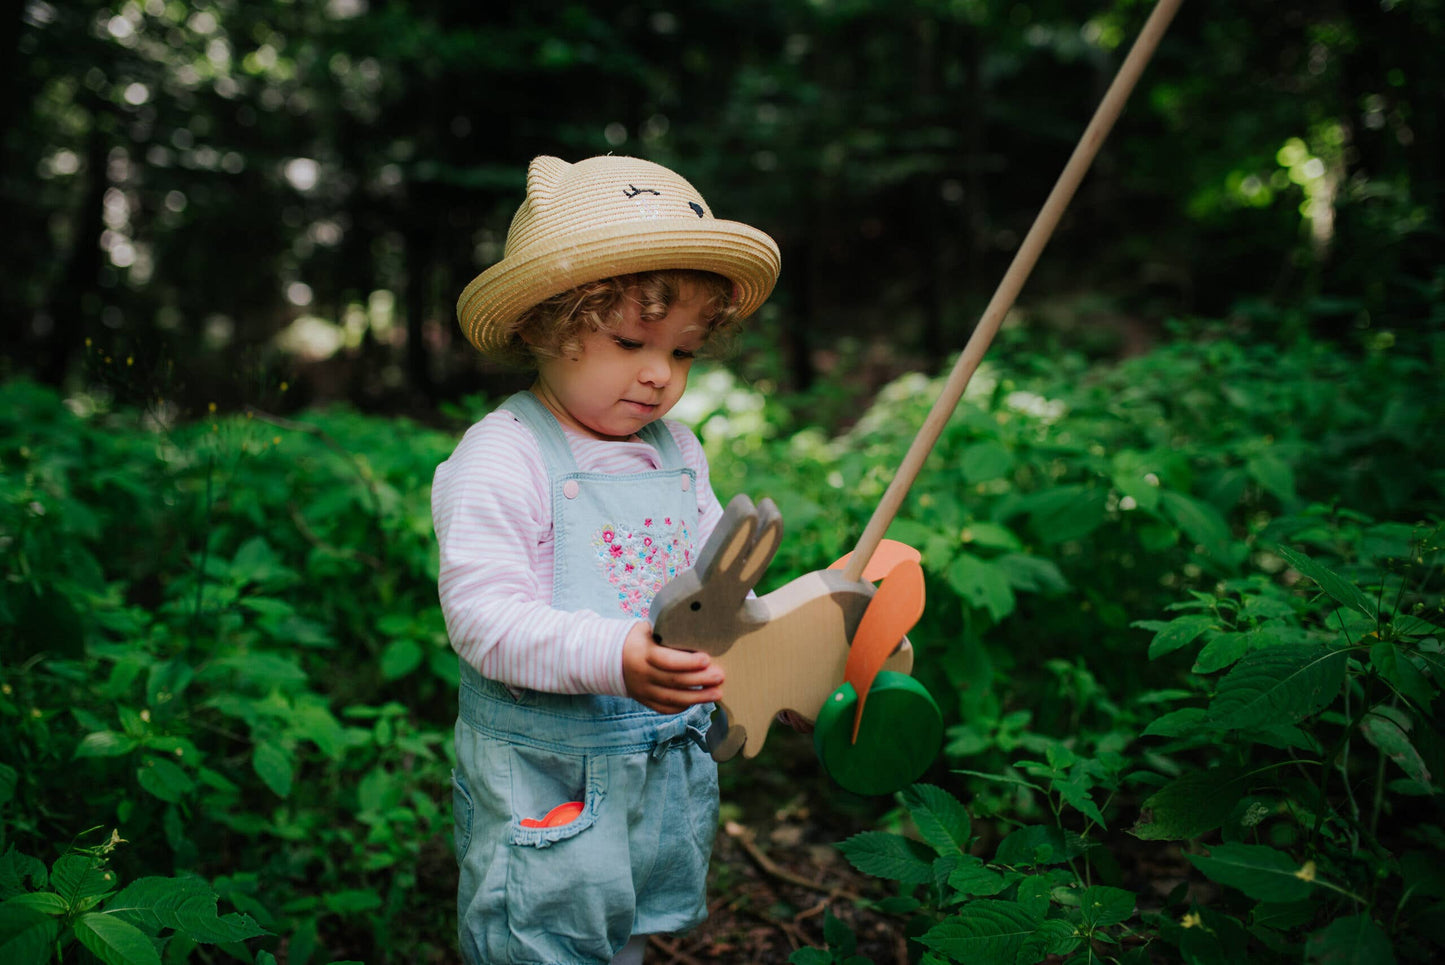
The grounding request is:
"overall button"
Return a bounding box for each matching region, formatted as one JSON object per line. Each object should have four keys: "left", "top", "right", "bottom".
{"left": 680, "top": 476, "right": 691, "bottom": 492}
{"left": 562, "top": 480, "right": 580, "bottom": 499}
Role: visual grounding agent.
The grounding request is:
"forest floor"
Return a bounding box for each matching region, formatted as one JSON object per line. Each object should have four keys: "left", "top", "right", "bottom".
{"left": 652, "top": 732, "right": 909, "bottom": 965}
{"left": 651, "top": 727, "right": 1196, "bottom": 965}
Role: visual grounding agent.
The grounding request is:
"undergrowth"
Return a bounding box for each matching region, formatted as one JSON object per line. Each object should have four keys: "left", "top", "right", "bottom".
{"left": 2, "top": 323, "right": 1441, "bottom": 963}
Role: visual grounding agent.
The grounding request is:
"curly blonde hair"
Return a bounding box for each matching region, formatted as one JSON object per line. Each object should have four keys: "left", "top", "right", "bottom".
{"left": 503, "top": 269, "right": 740, "bottom": 367}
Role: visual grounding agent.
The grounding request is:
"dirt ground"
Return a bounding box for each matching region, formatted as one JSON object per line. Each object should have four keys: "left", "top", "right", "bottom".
{"left": 649, "top": 734, "right": 913, "bottom": 965}
{"left": 650, "top": 818, "right": 906, "bottom": 965}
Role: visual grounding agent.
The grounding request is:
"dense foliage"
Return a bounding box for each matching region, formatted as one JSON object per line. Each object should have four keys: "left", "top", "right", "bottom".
{"left": 2, "top": 315, "right": 1441, "bottom": 962}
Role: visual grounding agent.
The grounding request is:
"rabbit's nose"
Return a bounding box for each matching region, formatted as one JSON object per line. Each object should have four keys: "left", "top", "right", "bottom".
{"left": 652, "top": 631, "right": 663, "bottom": 644}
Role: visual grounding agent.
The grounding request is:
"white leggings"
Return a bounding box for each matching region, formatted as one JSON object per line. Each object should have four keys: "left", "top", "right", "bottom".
{"left": 609, "top": 935, "right": 647, "bottom": 965}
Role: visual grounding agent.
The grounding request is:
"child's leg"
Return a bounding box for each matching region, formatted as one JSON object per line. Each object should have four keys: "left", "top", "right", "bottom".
{"left": 609, "top": 935, "right": 647, "bottom": 965}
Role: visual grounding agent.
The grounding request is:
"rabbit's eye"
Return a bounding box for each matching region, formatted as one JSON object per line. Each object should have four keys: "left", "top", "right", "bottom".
{"left": 690, "top": 601, "right": 702, "bottom": 611}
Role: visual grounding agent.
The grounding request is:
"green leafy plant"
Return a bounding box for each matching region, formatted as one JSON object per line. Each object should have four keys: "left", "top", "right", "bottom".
{"left": 0, "top": 382, "right": 458, "bottom": 962}
{"left": 0, "top": 830, "right": 268, "bottom": 964}
{"left": 800, "top": 525, "right": 1441, "bottom": 963}
{"left": 1130, "top": 528, "right": 1444, "bottom": 962}
{"left": 825, "top": 783, "right": 1142, "bottom": 964}
{"left": 4, "top": 320, "right": 1440, "bottom": 962}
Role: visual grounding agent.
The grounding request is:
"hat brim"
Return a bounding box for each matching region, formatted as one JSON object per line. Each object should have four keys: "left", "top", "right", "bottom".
{"left": 457, "top": 217, "right": 781, "bottom": 358}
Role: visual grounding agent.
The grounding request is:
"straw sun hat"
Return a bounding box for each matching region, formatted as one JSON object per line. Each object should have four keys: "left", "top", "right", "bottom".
{"left": 456, "top": 155, "right": 781, "bottom": 358}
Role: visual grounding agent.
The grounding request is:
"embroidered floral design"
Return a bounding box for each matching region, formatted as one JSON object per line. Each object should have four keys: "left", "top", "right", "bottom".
{"left": 593, "top": 518, "right": 693, "bottom": 618}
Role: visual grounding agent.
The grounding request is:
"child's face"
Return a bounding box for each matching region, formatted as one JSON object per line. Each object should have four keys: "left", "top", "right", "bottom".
{"left": 532, "top": 283, "right": 710, "bottom": 441}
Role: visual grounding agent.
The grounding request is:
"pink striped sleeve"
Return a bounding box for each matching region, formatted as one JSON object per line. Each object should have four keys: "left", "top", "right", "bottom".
{"left": 431, "top": 411, "right": 634, "bottom": 695}
{"left": 665, "top": 420, "right": 725, "bottom": 546}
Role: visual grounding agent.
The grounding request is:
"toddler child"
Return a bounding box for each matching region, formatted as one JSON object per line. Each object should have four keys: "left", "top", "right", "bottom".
{"left": 432, "top": 154, "right": 780, "bottom": 965}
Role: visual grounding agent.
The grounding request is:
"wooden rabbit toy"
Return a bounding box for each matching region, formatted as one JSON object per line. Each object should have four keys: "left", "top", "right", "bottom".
{"left": 651, "top": 493, "right": 934, "bottom": 787}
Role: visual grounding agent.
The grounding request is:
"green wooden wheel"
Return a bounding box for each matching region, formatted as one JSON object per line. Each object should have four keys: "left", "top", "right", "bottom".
{"left": 813, "top": 671, "right": 942, "bottom": 796}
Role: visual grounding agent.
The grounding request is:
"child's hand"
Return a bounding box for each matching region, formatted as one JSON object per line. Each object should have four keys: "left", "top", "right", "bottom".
{"left": 622, "top": 621, "right": 724, "bottom": 715}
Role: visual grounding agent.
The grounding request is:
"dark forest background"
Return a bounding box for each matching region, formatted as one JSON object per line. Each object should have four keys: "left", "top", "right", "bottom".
{"left": 4, "top": 0, "right": 1442, "bottom": 419}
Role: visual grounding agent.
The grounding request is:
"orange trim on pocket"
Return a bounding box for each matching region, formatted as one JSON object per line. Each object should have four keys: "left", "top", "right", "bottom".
{"left": 519, "top": 800, "right": 585, "bottom": 829}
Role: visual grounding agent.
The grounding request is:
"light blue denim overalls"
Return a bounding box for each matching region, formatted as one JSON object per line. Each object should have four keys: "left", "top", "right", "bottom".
{"left": 452, "top": 392, "right": 719, "bottom": 965}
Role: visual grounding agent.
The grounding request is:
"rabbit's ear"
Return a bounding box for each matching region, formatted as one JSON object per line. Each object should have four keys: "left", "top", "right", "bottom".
{"left": 696, "top": 494, "right": 759, "bottom": 584}
{"left": 736, "top": 497, "right": 783, "bottom": 590}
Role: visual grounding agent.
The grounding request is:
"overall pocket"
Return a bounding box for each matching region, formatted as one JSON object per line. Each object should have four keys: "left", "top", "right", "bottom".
{"left": 507, "top": 745, "right": 603, "bottom": 847}
{"left": 502, "top": 752, "right": 629, "bottom": 963}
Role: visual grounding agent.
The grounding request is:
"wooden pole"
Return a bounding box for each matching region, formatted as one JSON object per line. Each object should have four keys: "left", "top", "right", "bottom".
{"left": 844, "top": 0, "right": 1184, "bottom": 583}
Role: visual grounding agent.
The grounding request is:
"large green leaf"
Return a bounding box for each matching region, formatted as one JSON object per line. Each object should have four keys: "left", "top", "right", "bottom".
{"left": 992, "top": 553, "right": 1068, "bottom": 595}
{"left": 1133, "top": 614, "right": 1216, "bottom": 660}
{"left": 136, "top": 756, "right": 194, "bottom": 804}
{"left": 961, "top": 442, "right": 1014, "bottom": 484}
{"left": 73, "top": 731, "right": 139, "bottom": 759}
{"left": 992, "top": 825, "right": 1088, "bottom": 868}
{"left": 1192, "top": 630, "right": 1263, "bottom": 674}
{"left": 1207, "top": 644, "right": 1347, "bottom": 730}
{"left": 1188, "top": 843, "right": 1315, "bottom": 903}
{"left": 1247, "top": 453, "right": 1297, "bottom": 503}
{"left": 1141, "top": 707, "right": 1210, "bottom": 739}
{"left": 902, "top": 784, "right": 972, "bottom": 857}
{"left": 1274, "top": 545, "right": 1376, "bottom": 618}
{"left": 1158, "top": 490, "right": 1237, "bottom": 565}
{"left": 105, "top": 876, "right": 268, "bottom": 944}
{"left": 945, "top": 553, "right": 1015, "bottom": 622}
{"left": 1020, "top": 486, "right": 1109, "bottom": 545}
{"left": 919, "top": 900, "right": 1046, "bottom": 964}
{"left": 1132, "top": 767, "right": 1252, "bottom": 840}
{"left": 0, "top": 901, "right": 62, "bottom": 965}
{"left": 1078, "top": 885, "right": 1136, "bottom": 928}
{"left": 946, "top": 857, "right": 1007, "bottom": 897}
{"left": 2, "top": 893, "right": 66, "bottom": 915}
{"left": 1304, "top": 914, "right": 1397, "bottom": 964}
{"left": 1036, "top": 918, "right": 1081, "bottom": 956}
{"left": 1111, "top": 450, "right": 1163, "bottom": 512}
{"left": 380, "top": 638, "right": 424, "bottom": 680}
{"left": 73, "top": 912, "right": 162, "bottom": 965}
{"left": 1359, "top": 706, "right": 1434, "bottom": 787}
{"left": 251, "top": 741, "right": 294, "bottom": 799}
{"left": 0, "top": 849, "right": 49, "bottom": 900}
{"left": 51, "top": 854, "right": 114, "bottom": 904}
{"left": 835, "top": 832, "right": 933, "bottom": 885}
{"left": 323, "top": 889, "right": 382, "bottom": 914}
{"left": 1369, "top": 641, "right": 1436, "bottom": 711}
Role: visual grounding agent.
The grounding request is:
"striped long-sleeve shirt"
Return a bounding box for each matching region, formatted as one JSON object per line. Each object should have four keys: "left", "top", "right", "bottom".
{"left": 431, "top": 407, "right": 724, "bottom": 696}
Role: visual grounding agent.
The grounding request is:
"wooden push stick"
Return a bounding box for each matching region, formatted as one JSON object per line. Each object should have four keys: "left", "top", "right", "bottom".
{"left": 843, "top": 0, "right": 1184, "bottom": 584}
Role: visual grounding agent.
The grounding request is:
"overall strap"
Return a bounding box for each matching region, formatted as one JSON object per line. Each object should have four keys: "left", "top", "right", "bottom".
{"left": 637, "top": 419, "right": 686, "bottom": 471}
{"left": 500, "top": 390, "right": 686, "bottom": 472}
{"left": 499, "top": 391, "right": 577, "bottom": 472}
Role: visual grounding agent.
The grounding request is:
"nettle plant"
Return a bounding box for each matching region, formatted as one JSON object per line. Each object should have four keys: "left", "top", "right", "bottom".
{"left": 1, "top": 382, "right": 459, "bottom": 962}
{"left": 1130, "top": 522, "right": 1444, "bottom": 962}
{"left": 800, "top": 783, "right": 1140, "bottom": 965}
{"left": 797, "top": 517, "right": 1443, "bottom": 964}
{"left": 0, "top": 829, "right": 268, "bottom": 964}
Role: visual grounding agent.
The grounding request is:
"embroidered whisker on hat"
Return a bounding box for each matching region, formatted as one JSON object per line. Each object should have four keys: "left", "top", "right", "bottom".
{"left": 456, "top": 155, "right": 781, "bottom": 358}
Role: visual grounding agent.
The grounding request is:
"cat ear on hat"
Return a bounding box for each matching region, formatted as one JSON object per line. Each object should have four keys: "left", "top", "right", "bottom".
{"left": 525, "top": 156, "right": 569, "bottom": 200}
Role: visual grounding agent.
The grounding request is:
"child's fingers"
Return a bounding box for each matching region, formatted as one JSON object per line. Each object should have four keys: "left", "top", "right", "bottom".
{"left": 631, "top": 662, "right": 722, "bottom": 713}
{"left": 633, "top": 680, "right": 719, "bottom": 714}
{"left": 645, "top": 644, "right": 713, "bottom": 673}
{"left": 622, "top": 624, "right": 724, "bottom": 712}
{"left": 638, "top": 668, "right": 722, "bottom": 702}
